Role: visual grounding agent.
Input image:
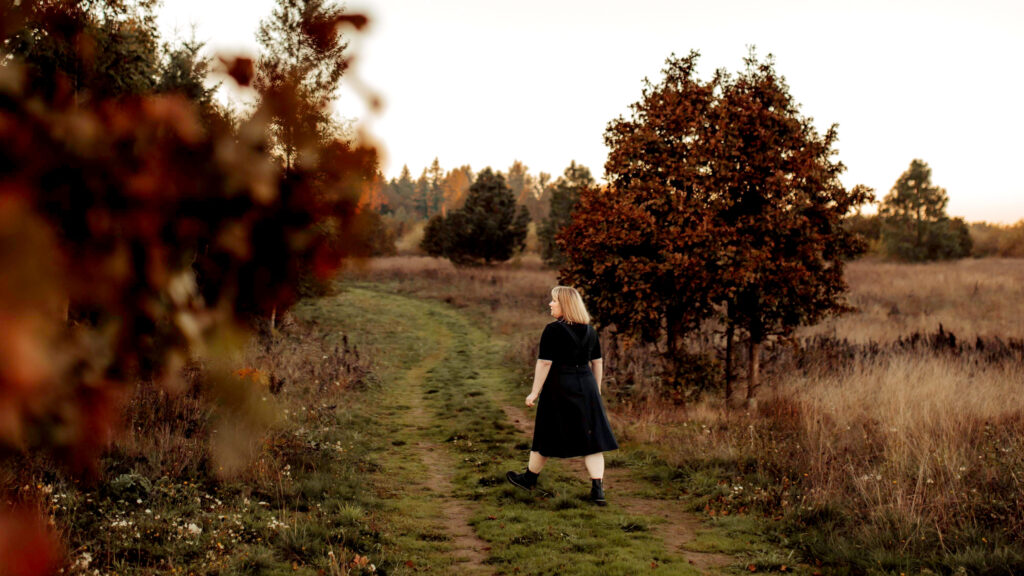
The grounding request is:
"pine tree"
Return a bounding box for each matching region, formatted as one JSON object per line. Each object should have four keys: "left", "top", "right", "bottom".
{"left": 539, "top": 161, "right": 594, "bottom": 266}
{"left": 426, "top": 157, "right": 444, "bottom": 216}
{"left": 421, "top": 168, "right": 529, "bottom": 265}
{"left": 414, "top": 169, "right": 431, "bottom": 219}
{"left": 879, "top": 159, "right": 972, "bottom": 261}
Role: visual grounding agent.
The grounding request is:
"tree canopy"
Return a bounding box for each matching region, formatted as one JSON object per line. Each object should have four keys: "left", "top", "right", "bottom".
{"left": 559, "top": 51, "right": 870, "bottom": 403}
{"left": 2, "top": 0, "right": 221, "bottom": 120}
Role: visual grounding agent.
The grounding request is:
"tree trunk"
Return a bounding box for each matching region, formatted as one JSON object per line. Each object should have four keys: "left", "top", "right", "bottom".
{"left": 724, "top": 319, "right": 735, "bottom": 405}
{"left": 745, "top": 338, "right": 761, "bottom": 409}
{"left": 665, "top": 315, "right": 679, "bottom": 391}
{"left": 270, "top": 306, "right": 277, "bottom": 333}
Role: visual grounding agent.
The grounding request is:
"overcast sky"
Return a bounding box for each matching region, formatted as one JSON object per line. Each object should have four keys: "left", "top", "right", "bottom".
{"left": 158, "top": 0, "right": 1024, "bottom": 223}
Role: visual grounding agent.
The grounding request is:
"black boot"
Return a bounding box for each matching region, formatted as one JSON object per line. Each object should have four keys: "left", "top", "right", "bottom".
{"left": 506, "top": 469, "right": 539, "bottom": 491}
{"left": 590, "top": 478, "right": 606, "bottom": 506}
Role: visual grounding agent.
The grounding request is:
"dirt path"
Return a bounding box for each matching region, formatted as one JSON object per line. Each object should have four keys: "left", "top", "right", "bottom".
{"left": 392, "top": 330, "right": 492, "bottom": 575}
{"left": 500, "top": 403, "right": 734, "bottom": 574}
{"left": 336, "top": 286, "right": 753, "bottom": 575}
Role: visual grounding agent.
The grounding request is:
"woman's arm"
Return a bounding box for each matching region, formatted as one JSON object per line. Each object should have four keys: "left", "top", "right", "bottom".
{"left": 526, "top": 359, "right": 553, "bottom": 407}
{"left": 590, "top": 358, "right": 604, "bottom": 394}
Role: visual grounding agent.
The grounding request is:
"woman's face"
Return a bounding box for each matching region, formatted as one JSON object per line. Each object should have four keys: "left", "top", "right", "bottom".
{"left": 549, "top": 295, "right": 563, "bottom": 319}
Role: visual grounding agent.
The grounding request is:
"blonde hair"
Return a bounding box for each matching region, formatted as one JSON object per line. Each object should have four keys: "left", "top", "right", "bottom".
{"left": 552, "top": 286, "right": 591, "bottom": 325}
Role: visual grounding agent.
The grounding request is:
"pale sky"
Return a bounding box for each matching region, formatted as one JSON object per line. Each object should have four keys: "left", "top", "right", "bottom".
{"left": 158, "top": 0, "right": 1024, "bottom": 223}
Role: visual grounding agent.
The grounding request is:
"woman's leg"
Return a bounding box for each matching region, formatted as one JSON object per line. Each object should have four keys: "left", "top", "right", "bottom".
{"left": 508, "top": 452, "right": 548, "bottom": 491}
{"left": 583, "top": 452, "right": 604, "bottom": 479}
{"left": 528, "top": 451, "right": 549, "bottom": 473}
{"left": 584, "top": 452, "right": 607, "bottom": 505}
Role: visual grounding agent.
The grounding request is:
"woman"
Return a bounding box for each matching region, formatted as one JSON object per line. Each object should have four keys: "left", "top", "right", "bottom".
{"left": 506, "top": 286, "right": 618, "bottom": 505}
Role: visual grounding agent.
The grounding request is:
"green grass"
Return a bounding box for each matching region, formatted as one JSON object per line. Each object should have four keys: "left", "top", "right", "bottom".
{"left": 313, "top": 285, "right": 706, "bottom": 575}
{"left": 32, "top": 279, "right": 821, "bottom": 575}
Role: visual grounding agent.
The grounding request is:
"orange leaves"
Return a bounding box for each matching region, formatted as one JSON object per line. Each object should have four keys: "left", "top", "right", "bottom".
{"left": 563, "top": 50, "right": 868, "bottom": 398}
{"left": 0, "top": 196, "right": 62, "bottom": 449}
{"left": 235, "top": 367, "right": 264, "bottom": 382}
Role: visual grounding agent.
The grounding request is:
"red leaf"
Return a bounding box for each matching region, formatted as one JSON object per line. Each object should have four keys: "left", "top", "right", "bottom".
{"left": 336, "top": 14, "right": 369, "bottom": 30}
{"left": 220, "top": 57, "right": 254, "bottom": 87}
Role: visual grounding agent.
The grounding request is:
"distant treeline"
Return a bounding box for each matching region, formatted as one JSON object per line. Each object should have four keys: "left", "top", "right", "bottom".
{"left": 369, "top": 159, "right": 555, "bottom": 224}
{"left": 845, "top": 213, "right": 1024, "bottom": 259}
{"left": 377, "top": 156, "right": 1023, "bottom": 263}
{"left": 366, "top": 158, "right": 594, "bottom": 262}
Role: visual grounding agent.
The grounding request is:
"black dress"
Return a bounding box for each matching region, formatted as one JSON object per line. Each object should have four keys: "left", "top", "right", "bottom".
{"left": 531, "top": 321, "right": 619, "bottom": 458}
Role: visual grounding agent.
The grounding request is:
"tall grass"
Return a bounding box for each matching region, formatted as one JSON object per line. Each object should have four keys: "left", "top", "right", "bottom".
{"left": 789, "top": 354, "right": 1024, "bottom": 531}
{"left": 630, "top": 259, "right": 1024, "bottom": 572}
{"left": 808, "top": 258, "right": 1024, "bottom": 343}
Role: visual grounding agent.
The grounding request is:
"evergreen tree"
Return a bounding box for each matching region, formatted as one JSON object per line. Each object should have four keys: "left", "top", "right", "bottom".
{"left": 156, "top": 35, "right": 222, "bottom": 122}
{"left": 421, "top": 168, "right": 529, "bottom": 265}
{"left": 420, "top": 214, "right": 447, "bottom": 256}
{"left": 426, "top": 157, "right": 444, "bottom": 216}
{"left": 383, "top": 164, "right": 416, "bottom": 216}
{"left": 414, "top": 169, "right": 431, "bottom": 219}
{"left": 879, "top": 159, "right": 972, "bottom": 261}
{"left": 3, "top": 0, "right": 221, "bottom": 110}
{"left": 539, "top": 161, "right": 594, "bottom": 266}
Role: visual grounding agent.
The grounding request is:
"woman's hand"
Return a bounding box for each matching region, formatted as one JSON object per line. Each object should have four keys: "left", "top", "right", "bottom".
{"left": 528, "top": 360, "right": 551, "bottom": 408}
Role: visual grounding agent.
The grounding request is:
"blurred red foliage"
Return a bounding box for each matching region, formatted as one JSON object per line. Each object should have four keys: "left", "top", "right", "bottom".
{"left": 0, "top": 1, "right": 378, "bottom": 561}
{"left": 0, "top": 507, "right": 63, "bottom": 576}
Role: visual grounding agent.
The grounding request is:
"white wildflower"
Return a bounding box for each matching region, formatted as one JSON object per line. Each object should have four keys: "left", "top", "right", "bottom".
{"left": 72, "top": 552, "right": 92, "bottom": 570}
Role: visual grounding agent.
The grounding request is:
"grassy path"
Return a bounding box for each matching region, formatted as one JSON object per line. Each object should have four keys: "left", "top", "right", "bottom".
{"left": 300, "top": 285, "right": 762, "bottom": 575}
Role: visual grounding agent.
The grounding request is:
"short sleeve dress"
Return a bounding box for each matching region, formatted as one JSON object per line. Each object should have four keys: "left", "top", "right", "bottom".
{"left": 531, "top": 320, "right": 619, "bottom": 458}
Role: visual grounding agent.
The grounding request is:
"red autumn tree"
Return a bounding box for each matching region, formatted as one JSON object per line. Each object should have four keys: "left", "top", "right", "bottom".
{"left": 559, "top": 50, "right": 869, "bottom": 404}
{"left": 713, "top": 52, "right": 871, "bottom": 404}
{"left": 559, "top": 53, "right": 728, "bottom": 389}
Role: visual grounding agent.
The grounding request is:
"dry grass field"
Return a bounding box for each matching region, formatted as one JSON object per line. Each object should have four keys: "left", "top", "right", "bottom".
{"left": 347, "top": 255, "right": 1024, "bottom": 573}
{"left": 808, "top": 257, "right": 1024, "bottom": 342}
